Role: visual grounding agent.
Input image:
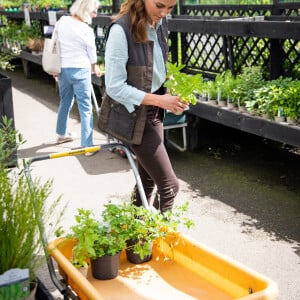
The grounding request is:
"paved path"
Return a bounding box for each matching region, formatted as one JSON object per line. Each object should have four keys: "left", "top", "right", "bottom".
{"left": 5, "top": 65, "right": 300, "bottom": 300}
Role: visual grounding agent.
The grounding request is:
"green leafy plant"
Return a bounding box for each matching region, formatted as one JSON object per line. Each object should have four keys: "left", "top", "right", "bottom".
{"left": 67, "top": 209, "right": 99, "bottom": 268}
{"left": 0, "top": 16, "right": 43, "bottom": 54}
{"left": 247, "top": 84, "right": 274, "bottom": 118}
{"left": 32, "top": 0, "right": 70, "bottom": 9}
{"left": 283, "top": 80, "right": 300, "bottom": 121}
{"left": 164, "top": 62, "right": 202, "bottom": 105}
{"left": 0, "top": 117, "right": 65, "bottom": 281}
{"left": 233, "top": 66, "right": 265, "bottom": 107}
{"left": 1, "top": 0, "right": 23, "bottom": 8}
{"left": 0, "top": 117, "right": 21, "bottom": 167}
{"left": 0, "top": 53, "right": 15, "bottom": 71}
{"left": 104, "top": 201, "right": 194, "bottom": 260}
{"left": 215, "top": 70, "right": 238, "bottom": 102}
{"left": 68, "top": 206, "right": 128, "bottom": 262}
{"left": 246, "top": 77, "right": 298, "bottom": 120}
{"left": 68, "top": 201, "right": 194, "bottom": 264}
{"left": 205, "top": 80, "right": 218, "bottom": 100}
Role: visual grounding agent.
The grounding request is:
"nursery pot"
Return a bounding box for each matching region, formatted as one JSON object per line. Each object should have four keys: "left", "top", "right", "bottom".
{"left": 126, "top": 240, "right": 152, "bottom": 264}
{"left": 0, "top": 73, "right": 14, "bottom": 124}
{"left": 77, "top": 266, "right": 88, "bottom": 278}
{"left": 274, "top": 116, "right": 286, "bottom": 123}
{"left": 91, "top": 252, "right": 120, "bottom": 280}
{"left": 0, "top": 73, "right": 17, "bottom": 166}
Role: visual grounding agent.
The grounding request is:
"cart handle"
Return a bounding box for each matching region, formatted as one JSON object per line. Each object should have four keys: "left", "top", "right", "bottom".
{"left": 26, "top": 143, "right": 149, "bottom": 210}
{"left": 24, "top": 143, "right": 149, "bottom": 298}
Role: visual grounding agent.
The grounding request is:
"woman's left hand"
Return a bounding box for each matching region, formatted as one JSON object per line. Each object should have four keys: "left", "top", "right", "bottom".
{"left": 160, "top": 94, "right": 189, "bottom": 114}
{"left": 92, "top": 64, "right": 102, "bottom": 77}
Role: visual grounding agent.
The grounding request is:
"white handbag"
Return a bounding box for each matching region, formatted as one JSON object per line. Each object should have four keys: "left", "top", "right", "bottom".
{"left": 42, "top": 21, "right": 61, "bottom": 75}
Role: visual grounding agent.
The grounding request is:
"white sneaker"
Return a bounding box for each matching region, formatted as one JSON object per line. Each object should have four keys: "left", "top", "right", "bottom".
{"left": 85, "top": 150, "right": 99, "bottom": 157}
{"left": 56, "top": 132, "right": 77, "bottom": 144}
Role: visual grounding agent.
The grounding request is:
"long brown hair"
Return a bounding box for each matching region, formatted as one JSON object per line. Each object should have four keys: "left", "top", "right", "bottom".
{"left": 112, "top": 0, "right": 148, "bottom": 43}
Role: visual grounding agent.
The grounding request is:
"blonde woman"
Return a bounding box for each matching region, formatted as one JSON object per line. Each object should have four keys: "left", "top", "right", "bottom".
{"left": 55, "top": 0, "right": 101, "bottom": 152}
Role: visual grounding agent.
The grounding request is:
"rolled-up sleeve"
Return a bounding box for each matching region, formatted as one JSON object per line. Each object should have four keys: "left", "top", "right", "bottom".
{"left": 105, "top": 24, "right": 145, "bottom": 113}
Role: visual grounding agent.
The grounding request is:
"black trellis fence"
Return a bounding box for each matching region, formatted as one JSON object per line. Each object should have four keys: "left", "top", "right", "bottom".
{"left": 2, "top": 1, "right": 300, "bottom": 80}
{"left": 169, "top": 1, "right": 300, "bottom": 79}
{"left": 93, "top": 1, "right": 300, "bottom": 80}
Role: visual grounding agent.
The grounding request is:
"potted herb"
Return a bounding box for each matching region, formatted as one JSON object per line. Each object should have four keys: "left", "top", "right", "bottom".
{"left": 164, "top": 62, "right": 203, "bottom": 106}
{"left": 284, "top": 80, "right": 300, "bottom": 125}
{"left": 233, "top": 66, "right": 265, "bottom": 112}
{"left": 101, "top": 201, "right": 194, "bottom": 264}
{"left": 206, "top": 80, "right": 218, "bottom": 105}
{"left": 215, "top": 71, "right": 232, "bottom": 106}
{"left": 68, "top": 206, "right": 129, "bottom": 280}
{"left": 67, "top": 209, "right": 98, "bottom": 277}
{"left": 67, "top": 201, "right": 194, "bottom": 277}
{"left": 0, "top": 118, "right": 65, "bottom": 298}
{"left": 221, "top": 70, "right": 238, "bottom": 107}
{"left": 102, "top": 202, "right": 155, "bottom": 264}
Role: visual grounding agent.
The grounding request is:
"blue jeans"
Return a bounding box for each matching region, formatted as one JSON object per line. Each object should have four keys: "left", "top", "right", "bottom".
{"left": 56, "top": 68, "right": 93, "bottom": 147}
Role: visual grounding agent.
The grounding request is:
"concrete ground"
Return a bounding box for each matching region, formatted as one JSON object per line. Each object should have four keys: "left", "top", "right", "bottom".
{"left": 4, "top": 64, "right": 300, "bottom": 300}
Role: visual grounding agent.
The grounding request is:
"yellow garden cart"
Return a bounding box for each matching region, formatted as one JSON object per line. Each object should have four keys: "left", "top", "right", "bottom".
{"left": 25, "top": 143, "right": 278, "bottom": 300}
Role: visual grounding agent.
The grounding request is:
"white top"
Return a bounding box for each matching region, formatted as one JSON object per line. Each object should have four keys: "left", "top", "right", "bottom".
{"left": 56, "top": 16, "right": 97, "bottom": 68}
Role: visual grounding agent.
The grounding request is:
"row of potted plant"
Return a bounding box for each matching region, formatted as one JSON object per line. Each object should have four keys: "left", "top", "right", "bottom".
{"left": 0, "top": 0, "right": 71, "bottom": 11}
{"left": 169, "top": 62, "right": 300, "bottom": 125}
{"left": 0, "top": 16, "right": 44, "bottom": 54}
{"left": 245, "top": 76, "right": 300, "bottom": 124}
{"left": 65, "top": 201, "right": 194, "bottom": 279}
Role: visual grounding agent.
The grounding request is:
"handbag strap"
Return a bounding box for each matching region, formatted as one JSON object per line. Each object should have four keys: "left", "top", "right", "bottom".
{"left": 52, "top": 19, "right": 60, "bottom": 39}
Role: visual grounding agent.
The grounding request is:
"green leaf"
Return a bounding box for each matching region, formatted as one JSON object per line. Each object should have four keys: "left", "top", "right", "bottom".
{"left": 164, "top": 62, "right": 202, "bottom": 105}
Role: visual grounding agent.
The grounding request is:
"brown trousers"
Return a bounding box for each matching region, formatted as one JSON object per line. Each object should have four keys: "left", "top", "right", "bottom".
{"left": 131, "top": 106, "right": 179, "bottom": 213}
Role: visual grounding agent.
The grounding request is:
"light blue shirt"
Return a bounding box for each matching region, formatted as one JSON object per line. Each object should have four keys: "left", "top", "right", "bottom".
{"left": 105, "top": 21, "right": 166, "bottom": 113}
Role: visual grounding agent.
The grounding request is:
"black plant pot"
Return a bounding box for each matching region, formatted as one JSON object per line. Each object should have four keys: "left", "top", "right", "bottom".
{"left": 91, "top": 252, "right": 121, "bottom": 280}
{"left": 126, "top": 240, "right": 152, "bottom": 264}
{"left": 0, "top": 73, "right": 17, "bottom": 167}
{"left": 0, "top": 73, "right": 14, "bottom": 125}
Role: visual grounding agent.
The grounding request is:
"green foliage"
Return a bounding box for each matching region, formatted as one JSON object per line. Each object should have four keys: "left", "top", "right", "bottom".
{"left": 1, "top": 1, "right": 23, "bottom": 8}
{"left": 68, "top": 201, "right": 194, "bottom": 263}
{"left": 32, "top": 0, "right": 71, "bottom": 9}
{"left": 69, "top": 207, "right": 127, "bottom": 262}
{"left": 247, "top": 77, "right": 300, "bottom": 120}
{"left": 205, "top": 80, "right": 218, "bottom": 100}
{"left": 283, "top": 80, "right": 300, "bottom": 119}
{"left": 68, "top": 209, "right": 99, "bottom": 267}
{"left": 164, "top": 62, "right": 202, "bottom": 105}
{"left": 215, "top": 70, "right": 238, "bottom": 101}
{"left": 0, "top": 118, "right": 65, "bottom": 280}
{"left": 233, "top": 65, "right": 265, "bottom": 106}
{"left": 0, "top": 53, "right": 15, "bottom": 71}
{"left": 0, "top": 117, "right": 23, "bottom": 168}
{"left": 0, "top": 0, "right": 71, "bottom": 9}
{"left": 0, "top": 17, "right": 42, "bottom": 50}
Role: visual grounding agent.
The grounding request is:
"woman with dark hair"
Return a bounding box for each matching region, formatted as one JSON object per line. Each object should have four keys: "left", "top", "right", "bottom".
{"left": 103, "top": 0, "right": 188, "bottom": 212}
